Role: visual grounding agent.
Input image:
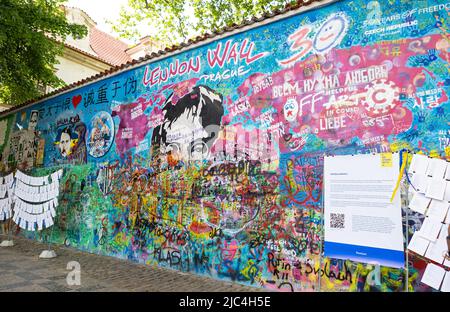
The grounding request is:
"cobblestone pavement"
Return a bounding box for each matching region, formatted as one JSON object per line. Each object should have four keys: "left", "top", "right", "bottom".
{"left": 0, "top": 236, "right": 266, "bottom": 292}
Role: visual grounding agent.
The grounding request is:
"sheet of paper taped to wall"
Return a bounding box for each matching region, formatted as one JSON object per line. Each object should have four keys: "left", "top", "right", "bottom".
{"left": 425, "top": 178, "right": 447, "bottom": 201}
{"left": 426, "top": 199, "right": 449, "bottom": 222}
{"left": 418, "top": 216, "right": 442, "bottom": 242}
{"left": 411, "top": 173, "right": 430, "bottom": 193}
{"left": 441, "top": 272, "right": 450, "bottom": 292}
{"left": 407, "top": 232, "right": 430, "bottom": 256}
{"left": 426, "top": 158, "right": 448, "bottom": 179}
{"left": 421, "top": 263, "right": 446, "bottom": 291}
{"left": 409, "top": 154, "right": 429, "bottom": 175}
{"left": 409, "top": 192, "right": 431, "bottom": 215}
{"left": 380, "top": 153, "right": 393, "bottom": 167}
{"left": 424, "top": 224, "right": 449, "bottom": 264}
{"left": 445, "top": 163, "right": 450, "bottom": 181}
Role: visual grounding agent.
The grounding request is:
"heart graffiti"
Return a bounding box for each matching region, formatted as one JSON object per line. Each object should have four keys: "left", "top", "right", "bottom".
{"left": 72, "top": 95, "right": 82, "bottom": 109}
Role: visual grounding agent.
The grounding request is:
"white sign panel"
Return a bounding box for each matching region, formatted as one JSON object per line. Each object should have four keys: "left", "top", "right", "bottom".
{"left": 324, "top": 153, "right": 404, "bottom": 268}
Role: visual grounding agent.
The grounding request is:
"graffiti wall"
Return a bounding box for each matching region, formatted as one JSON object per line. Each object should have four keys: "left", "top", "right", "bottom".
{"left": 0, "top": 0, "right": 449, "bottom": 291}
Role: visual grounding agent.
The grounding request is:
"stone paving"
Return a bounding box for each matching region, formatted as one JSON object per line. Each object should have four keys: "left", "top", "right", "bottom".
{"left": 0, "top": 236, "right": 266, "bottom": 292}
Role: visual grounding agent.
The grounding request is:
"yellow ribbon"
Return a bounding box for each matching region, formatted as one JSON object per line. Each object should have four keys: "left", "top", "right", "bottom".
{"left": 390, "top": 152, "right": 408, "bottom": 202}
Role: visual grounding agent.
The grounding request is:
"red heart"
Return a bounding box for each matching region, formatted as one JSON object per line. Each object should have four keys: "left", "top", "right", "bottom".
{"left": 72, "top": 95, "right": 82, "bottom": 109}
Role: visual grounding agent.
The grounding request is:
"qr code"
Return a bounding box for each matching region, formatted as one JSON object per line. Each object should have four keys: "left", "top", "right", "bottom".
{"left": 330, "top": 213, "right": 345, "bottom": 229}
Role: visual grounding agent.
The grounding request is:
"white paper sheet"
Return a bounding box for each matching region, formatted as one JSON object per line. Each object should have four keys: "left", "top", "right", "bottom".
{"left": 424, "top": 224, "right": 449, "bottom": 264}
{"left": 46, "top": 213, "right": 54, "bottom": 227}
{"left": 441, "top": 272, "right": 450, "bottom": 292}
{"left": 51, "top": 172, "right": 58, "bottom": 183}
{"left": 421, "top": 263, "right": 445, "bottom": 290}
{"left": 425, "top": 178, "right": 447, "bottom": 200}
{"left": 15, "top": 170, "right": 22, "bottom": 182}
{"left": 24, "top": 174, "right": 30, "bottom": 185}
{"left": 445, "top": 163, "right": 450, "bottom": 180}
{"left": 24, "top": 191, "right": 31, "bottom": 202}
{"left": 411, "top": 173, "right": 430, "bottom": 194}
{"left": 426, "top": 158, "right": 448, "bottom": 179}
{"left": 409, "top": 154, "right": 429, "bottom": 175}
{"left": 409, "top": 192, "right": 431, "bottom": 214}
{"left": 37, "top": 215, "right": 41, "bottom": 230}
{"left": 427, "top": 199, "right": 450, "bottom": 222}
{"left": 418, "top": 216, "right": 442, "bottom": 242}
{"left": 444, "top": 181, "right": 450, "bottom": 202}
{"left": 324, "top": 153, "right": 404, "bottom": 268}
{"left": 407, "top": 232, "right": 430, "bottom": 256}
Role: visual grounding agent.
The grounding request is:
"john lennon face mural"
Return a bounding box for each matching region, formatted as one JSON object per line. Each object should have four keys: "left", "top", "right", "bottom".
{"left": 151, "top": 85, "right": 224, "bottom": 161}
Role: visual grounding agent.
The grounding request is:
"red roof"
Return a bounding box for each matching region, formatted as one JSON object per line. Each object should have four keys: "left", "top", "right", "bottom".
{"left": 89, "top": 27, "right": 132, "bottom": 66}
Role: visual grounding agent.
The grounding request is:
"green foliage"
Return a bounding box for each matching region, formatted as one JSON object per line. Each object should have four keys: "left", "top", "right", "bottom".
{"left": 110, "top": 0, "right": 298, "bottom": 46}
{"left": 0, "top": 0, "right": 87, "bottom": 106}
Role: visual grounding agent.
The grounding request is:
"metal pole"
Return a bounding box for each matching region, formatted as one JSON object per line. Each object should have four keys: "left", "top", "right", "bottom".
{"left": 318, "top": 153, "right": 325, "bottom": 293}
{"left": 404, "top": 152, "right": 410, "bottom": 293}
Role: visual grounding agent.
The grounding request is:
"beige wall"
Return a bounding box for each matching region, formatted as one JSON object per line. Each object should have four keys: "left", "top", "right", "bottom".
{"left": 55, "top": 55, "right": 102, "bottom": 86}
{"left": 49, "top": 48, "right": 112, "bottom": 92}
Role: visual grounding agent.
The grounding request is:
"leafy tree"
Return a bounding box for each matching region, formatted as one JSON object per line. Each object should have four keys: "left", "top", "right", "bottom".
{"left": 0, "top": 0, "right": 87, "bottom": 106}
{"left": 110, "top": 0, "right": 298, "bottom": 46}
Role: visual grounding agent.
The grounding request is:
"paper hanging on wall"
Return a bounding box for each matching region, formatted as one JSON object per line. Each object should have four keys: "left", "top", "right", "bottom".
{"left": 426, "top": 199, "right": 450, "bottom": 222}
{"left": 444, "top": 182, "right": 450, "bottom": 202}
{"left": 426, "top": 158, "right": 448, "bottom": 179}
{"left": 421, "top": 263, "right": 446, "bottom": 291}
{"left": 411, "top": 173, "right": 430, "bottom": 194}
{"left": 46, "top": 212, "right": 54, "bottom": 227}
{"left": 380, "top": 153, "right": 393, "bottom": 167}
{"left": 408, "top": 192, "right": 431, "bottom": 215}
{"left": 418, "top": 216, "right": 442, "bottom": 242}
{"left": 425, "top": 178, "right": 447, "bottom": 200}
{"left": 441, "top": 272, "right": 450, "bottom": 292}
{"left": 424, "top": 224, "right": 449, "bottom": 264}
{"left": 409, "top": 154, "right": 429, "bottom": 175}
{"left": 445, "top": 163, "right": 450, "bottom": 181}
{"left": 37, "top": 215, "right": 43, "bottom": 231}
{"left": 407, "top": 232, "right": 430, "bottom": 256}
{"left": 10, "top": 169, "right": 62, "bottom": 231}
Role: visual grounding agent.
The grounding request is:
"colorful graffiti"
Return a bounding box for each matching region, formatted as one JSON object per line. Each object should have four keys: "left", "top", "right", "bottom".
{"left": 0, "top": 0, "right": 449, "bottom": 292}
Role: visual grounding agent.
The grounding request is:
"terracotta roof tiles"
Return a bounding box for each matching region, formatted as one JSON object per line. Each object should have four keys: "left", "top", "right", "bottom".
{"left": 89, "top": 27, "right": 132, "bottom": 66}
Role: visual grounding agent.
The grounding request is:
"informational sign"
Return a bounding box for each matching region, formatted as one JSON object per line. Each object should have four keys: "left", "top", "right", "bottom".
{"left": 324, "top": 153, "right": 404, "bottom": 268}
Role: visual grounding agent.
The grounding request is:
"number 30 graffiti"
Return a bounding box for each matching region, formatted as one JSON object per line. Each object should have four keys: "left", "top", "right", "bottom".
{"left": 278, "top": 13, "right": 349, "bottom": 66}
